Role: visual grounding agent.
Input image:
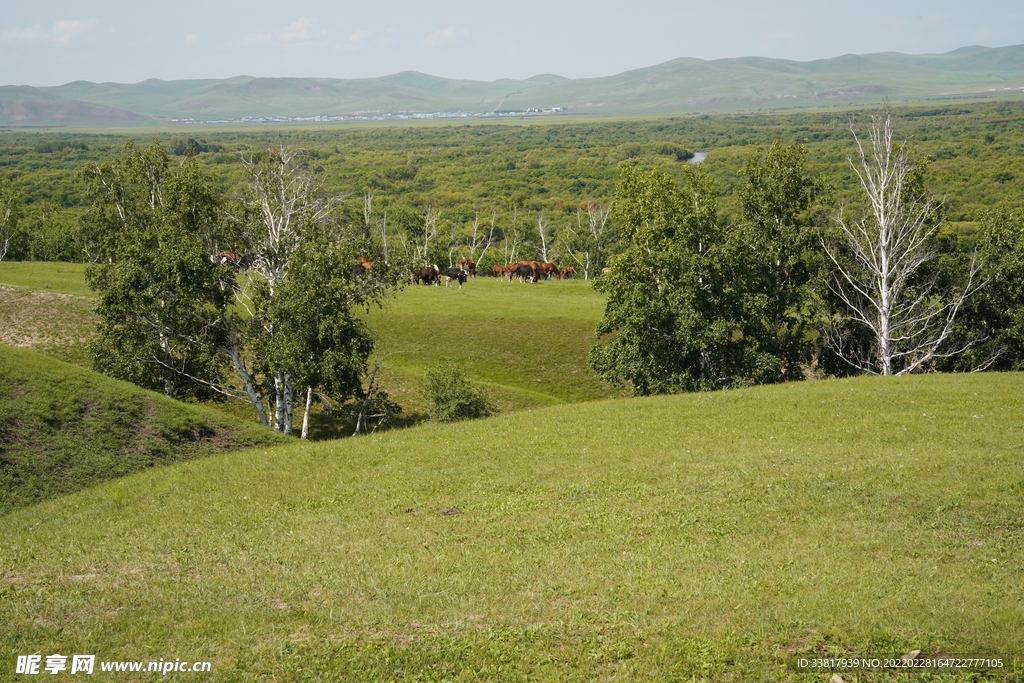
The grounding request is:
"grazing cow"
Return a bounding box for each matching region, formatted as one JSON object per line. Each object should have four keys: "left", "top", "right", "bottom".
{"left": 412, "top": 265, "right": 440, "bottom": 285}
{"left": 559, "top": 266, "right": 577, "bottom": 279}
{"left": 541, "top": 262, "right": 558, "bottom": 279}
{"left": 457, "top": 258, "right": 478, "bottom": 277}
{"left": 514, "top": 263, "right": 536, "bottom": 283}
{"left": 213, "top": 251, "right": 244, "bottom": 268}
{"left": 491, "top": 265, "right": 508, "bottom": 278}
{"left": 445, "top": 267, "right": 468, "bottom": 288}
{"left": 525, "top": 261, "right": 546, "bottom": 281}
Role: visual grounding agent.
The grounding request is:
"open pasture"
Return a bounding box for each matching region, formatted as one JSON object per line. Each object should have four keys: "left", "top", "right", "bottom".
{"left": 1, "top": 372, "right": 1021, "bottom": 681}
{"left": 363, "top": 274, "right": 623, "bottom": 418}
{"left": 0, "top": 263, "right": 622, "bottom": 423}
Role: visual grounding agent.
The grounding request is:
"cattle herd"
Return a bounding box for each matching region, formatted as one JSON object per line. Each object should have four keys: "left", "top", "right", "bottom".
{"left": 212, "top": 251, "right": 577, "bottom": 289}
{"left": 411, "top": 259, "right": 577, "bottom": 287}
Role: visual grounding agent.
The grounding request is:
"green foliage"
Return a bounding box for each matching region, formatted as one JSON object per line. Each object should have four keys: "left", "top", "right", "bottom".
{"left": 0, "top": 345, "right": 289, "bottom": 514}
{"left": 950, "top": 205, "right": 1024, "bottom": 370}
{"left": 21, "top": 202, "right": 83, "bottom": 262}
{"left": 250, "top": 235, "right": 378, "bottom": 406}
{"left": 591, "top": 164, "right": 779, "bottom": 394}
{"left": 422, "top": 360, "right": 496, "bottom": 422}
{"left": 82, "top": 141, "right": 230, "bottom": 400}
{"left": 734, "top": 140, "right": 829, "bottom": 378}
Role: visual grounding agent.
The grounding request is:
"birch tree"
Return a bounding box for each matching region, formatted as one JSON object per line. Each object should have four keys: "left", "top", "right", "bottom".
{"left": 82, "top": 142, "right": 229, "bottom": 400}
{"left": 823, "top": 114, "right": 983, "bottom": 375}
{"left": 229, "top": 147, "right": 396, "bottom": 434}
{"left": 0, "top": 189, "right": 19, "bottom": 261}
{"left": 560, "top": 202, "right": 613, "bottom": 280}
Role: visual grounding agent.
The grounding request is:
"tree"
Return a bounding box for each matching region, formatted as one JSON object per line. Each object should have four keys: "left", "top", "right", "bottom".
{"left": 734, "top": 140, "right": 828, "bottom": 379}
{"left": 946, "top": 205, "right": 1024, "bottom": 371}
{"left": 223, "top": 147, "right": 399, "bottom": 434}
{"left": 82, "top": 141, "right": 229, "bottom": 399}
{"left": 590, "top": 164, "right": 779, "bottom": 394}
{"left": 560, "top": 202, "right": 615, "bottom": 280}
{"left": 0, "top": 189, "right": 21, "bottom": 261}
{"left": 823, "top": 114, "right": 983, "bottom": 375}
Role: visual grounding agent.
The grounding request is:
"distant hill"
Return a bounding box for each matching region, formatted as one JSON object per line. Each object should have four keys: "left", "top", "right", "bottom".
{"left": 1, "top": 44, "right": 1023, "bottom": 124}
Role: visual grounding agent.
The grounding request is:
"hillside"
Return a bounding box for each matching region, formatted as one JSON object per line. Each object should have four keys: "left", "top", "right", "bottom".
{"left": 0, "top": 263, "right": 625, "bottom": 425}
{"left": 2, "top": 44, "right": 1023, "bottom": 124}
{"left": 0, "top": 345, "right": 291, "bottom": 513}
{"left": 1, "top": 373, "right": 1021, "bottom": 680}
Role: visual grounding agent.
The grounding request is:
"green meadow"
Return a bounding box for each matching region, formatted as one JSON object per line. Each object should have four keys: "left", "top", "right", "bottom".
{"left": 2, "top": 264, "right": 1023, "bottom": 680}
{"left": 1, "top": 372, "right": 1022, "bottom": 680}
{"left": 0, "top": 263, "right": 623, "bottom": 419}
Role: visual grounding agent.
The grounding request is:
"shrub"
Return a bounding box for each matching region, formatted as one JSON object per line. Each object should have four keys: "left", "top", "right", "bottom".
{"left": 422, "top": 361, "right": 496, "bottom": 423}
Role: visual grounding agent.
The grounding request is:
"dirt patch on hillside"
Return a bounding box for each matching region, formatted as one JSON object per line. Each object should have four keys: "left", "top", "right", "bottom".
{"left": 0, "top": 285, "right": 96, "bottom": 353}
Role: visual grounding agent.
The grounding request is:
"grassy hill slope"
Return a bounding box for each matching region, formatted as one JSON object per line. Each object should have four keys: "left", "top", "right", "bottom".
{"left": 4, "top": 44, "right": 1023, "bottom": 123}
{"left": 2, "top": 373, "right": 1021, "bottom": 680}
{"left": 0, "top": 345, "right": 291, "bottom": 513}
{"left": 363, "top": 277, "right": 624, "bottom": 417}
{"left": 0, "top": 263, "right": 623, "bottom": 420}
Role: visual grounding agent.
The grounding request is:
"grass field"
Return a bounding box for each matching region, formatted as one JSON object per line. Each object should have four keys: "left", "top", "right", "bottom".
{"left": 363, "top": 276, "right": 624, "bottom": 418}
{"left": 0, "top": 345, "right": 291, "bottom": 514}
{"left": 0, "top": 263, "right": 623, "bottom": 423}
{"left": 2, "top": 372, "right": 1022, "bottom": 681}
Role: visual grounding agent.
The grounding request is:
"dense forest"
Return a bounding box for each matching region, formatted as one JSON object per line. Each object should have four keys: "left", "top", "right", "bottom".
{"left": 1, "top": 100, "right": 1023, "bottom": 267}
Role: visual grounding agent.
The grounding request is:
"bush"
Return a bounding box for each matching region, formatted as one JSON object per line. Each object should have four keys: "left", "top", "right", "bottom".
{"left": 423, "top": 361, "right": 496, "bottom": 423}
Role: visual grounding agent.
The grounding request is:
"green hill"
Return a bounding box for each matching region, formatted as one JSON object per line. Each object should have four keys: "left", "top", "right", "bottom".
{"left": 3, "top": 44, "right": 1023, "bottom": 124}
{"left": 0, "top": 263, "right": 624, "bottom": 422}
{"left": 0, "top": 345, "right": 291, "bottom": 514}
{"left": 1, "top": 372, "right": 1021, "bottom": 680}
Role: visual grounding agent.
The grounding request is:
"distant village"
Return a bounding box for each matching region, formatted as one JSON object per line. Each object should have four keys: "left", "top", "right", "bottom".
{"left": 157, "top": 107, "right": 567, "bottom": 125}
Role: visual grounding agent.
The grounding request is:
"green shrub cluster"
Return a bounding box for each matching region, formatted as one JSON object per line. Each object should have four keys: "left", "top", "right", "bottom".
{"left": 422, "top": 360, "right": 496, "bottom": 422}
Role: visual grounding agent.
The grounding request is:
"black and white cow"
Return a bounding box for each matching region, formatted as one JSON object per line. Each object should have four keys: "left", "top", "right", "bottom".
{"left": 445, "top": 267, "right": 468, "bottom": 289}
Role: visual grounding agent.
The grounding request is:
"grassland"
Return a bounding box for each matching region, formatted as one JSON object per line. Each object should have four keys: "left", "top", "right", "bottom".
{"left": 0, "top": 263, "right": 94, "bottom": 367}
{"left": 0, "top": 345, "right": 291, "bottom": 514}
{"left": 363, "top": 276, "right": 624, "bottom": 419}
{"left": 1, "top": 372, "right": 1021, "bottom": 680}
{"left": 0, "top": 263, "right": 623, "bottom": 424}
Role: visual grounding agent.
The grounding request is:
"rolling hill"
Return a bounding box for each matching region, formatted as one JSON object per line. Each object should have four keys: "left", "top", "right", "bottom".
{"left": 2, "top": 44, "right": 1023, "bottom": 125}
{"left": 1, "top": 372, "right": 1021, "bottom": 680}
{"left": 0, "top": 344, "right": 291, "bottom": 514}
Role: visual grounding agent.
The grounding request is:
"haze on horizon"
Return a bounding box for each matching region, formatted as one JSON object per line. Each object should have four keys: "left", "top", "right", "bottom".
{"left": 2, "top": 0, "right": 1022, "bottom": 87}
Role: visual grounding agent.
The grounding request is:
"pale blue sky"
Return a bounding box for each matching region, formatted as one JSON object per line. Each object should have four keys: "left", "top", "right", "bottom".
{"left": 2, "top": 0, "right": 1021, "bottom": 86}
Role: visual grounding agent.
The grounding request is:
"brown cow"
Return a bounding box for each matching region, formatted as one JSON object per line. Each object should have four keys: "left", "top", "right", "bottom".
{"left": 559, "top": 266, "right": 577, "bottom": 279}
{"left": 213, "top": 251, "right": 244, "bottom": 267}
{"left": 492, "top": 265, "right": 508, "bottom": 278}
{"left": 411, "top": 265, "right": 440, "bottom": 285}
{"left": 541, "top": 262, "right": 558, "bottom": 279}
{"left": 456, "top": 258, "right": 477, "bottom": 277}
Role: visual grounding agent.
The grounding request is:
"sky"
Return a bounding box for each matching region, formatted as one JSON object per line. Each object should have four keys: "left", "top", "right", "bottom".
{"left": 2, "top": 0, "right": 1022, "bottom": 87}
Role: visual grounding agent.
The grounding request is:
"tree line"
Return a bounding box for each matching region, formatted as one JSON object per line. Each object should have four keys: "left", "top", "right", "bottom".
{"left": 591, "top": 113, "right": 1024, "bottom": 394}
{"left": 2, "top": 108, "right": 1023, "bottom": 428}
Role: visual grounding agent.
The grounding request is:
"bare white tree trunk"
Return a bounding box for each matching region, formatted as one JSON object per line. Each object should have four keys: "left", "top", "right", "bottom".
{"left": 823, "top": 113, "right": 984, "bottom": 375}
{"left": 536, "top": 213, "right": 552, "bottom": 263}
{"left": 300, "top": 386, "right": 314, "bottom": 440}
{"left": 283, "top": 375, "right": 295, "bottom": 435}
{"left": 0, "top": 192, "right": 16, "bottom": 262}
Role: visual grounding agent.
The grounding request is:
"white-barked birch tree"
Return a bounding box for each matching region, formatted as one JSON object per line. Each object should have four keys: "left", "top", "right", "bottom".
{"left": 823, "top": 113, "right": 983, "bottom": 375}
